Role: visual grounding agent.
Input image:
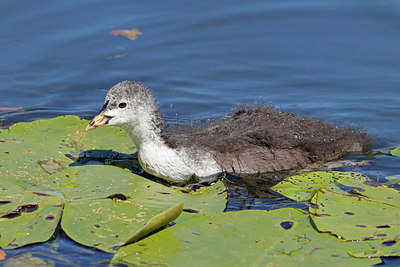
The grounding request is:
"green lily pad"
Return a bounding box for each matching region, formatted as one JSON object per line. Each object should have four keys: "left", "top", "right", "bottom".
{"left": 272, "top": 171, "right": 400, "bottom": 257}
{"left": 0, "top": 181, "right": 62, "bottom": 248}
{"left": 310, "top": 188, "right": 400, "bottom": 257}
{"left": 0, "top": 116, "right": 227, "bottom": 251}
{"left": 310, "top": 188, "right": 400, "bottom": 240}
{"left": 271, "top": 171, "right": 370, "bottom": 202}
{"left": 349, "top": 239, "right": 400, "bottom": 258}
{"left": 0, "top": 116, "right": 134, "bottom": 194}
{"left": 345, "top": 183, "right": 400, "bottom": 207}
{"left": 61, "top": 166, "right": 225, "bottom": 252}
{"left": 112, "top": 208, "right": 381, "bottom": 266}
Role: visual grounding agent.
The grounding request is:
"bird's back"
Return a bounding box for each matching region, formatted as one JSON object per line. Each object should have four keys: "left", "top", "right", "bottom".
{"left": 164, "top": 106, "right": 371, "bottom": 174}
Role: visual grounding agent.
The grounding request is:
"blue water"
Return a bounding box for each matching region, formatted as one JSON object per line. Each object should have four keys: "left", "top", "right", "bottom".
{"left": 1, "top": 0, "right": 400, "bottom": 265}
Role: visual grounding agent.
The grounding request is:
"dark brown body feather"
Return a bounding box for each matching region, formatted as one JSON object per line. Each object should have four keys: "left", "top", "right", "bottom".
{"left": 164, "top": 106, "right": 370, "bottom": 174}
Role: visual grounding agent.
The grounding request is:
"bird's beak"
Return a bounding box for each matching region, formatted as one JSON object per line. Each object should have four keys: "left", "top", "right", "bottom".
{"left": 86, "top": 113, "right": 112, "bottom": 131}
{"left": 86, "top": 100, "right": 112, "bottom": 131}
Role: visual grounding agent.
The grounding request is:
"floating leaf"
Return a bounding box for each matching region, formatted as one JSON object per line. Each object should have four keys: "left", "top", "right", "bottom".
{"left": 0, "top": 180, "right": 62, "bottom": 248}
{"left": 124, "top": 202, "right": 184, "bottom": 245}
{"left": 272, "top": 171, "right": 400, "bottom": 257}
{"left": 310, "top": 188, "right": 400, "bottom": 257}
{"left": 112, "top": 208, "right": 381, "bottom": 266}
{"left": 349, "top": 239, "right": 400, "bottom": 258}
{"left": 271, "top": 171, "right": 370, "bottom": 201}
{"left": 343, "top": 181, "right": 400, "bottom": 207}
{"left": 310, "top": 188, "right": 400, "bottom": 239}
{"left": 111, "top": 28, "right": 142, "bottom": 40}
{"left": 0, "top": 249, "right": 6, "bottom": 260}
{"left": 390, "top": 146, "right": 400, "bottom": 156}
{"left": 0, "top": 116, "right": 227, "bottom": 251}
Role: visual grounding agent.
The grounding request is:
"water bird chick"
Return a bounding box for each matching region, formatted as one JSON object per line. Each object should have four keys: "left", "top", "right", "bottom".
{"left": 86, "top": 81, "right": 371, "bottom": 183}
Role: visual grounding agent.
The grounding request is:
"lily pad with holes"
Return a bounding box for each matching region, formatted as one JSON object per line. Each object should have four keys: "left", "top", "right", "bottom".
{"left": 349, "top": 239, "right": 400, "bottom": 258}
{"left": 0, "top": 180, "right": 62, "bottom": 249}
{"left": 309, "top": 186, "right": 400, "bottom": 257}
{"left": 60, "top": 166, "right": 226, "bottom": 252}
{"left": 270, "top": 171, "right": 372, "bottom": 202}
{"left": 112, "top": 208, "right": 381, "bottom": 266}
{"left": 310, "top": 188, "right": 400, "bottom": 241}
{"left": 0, "top": 116, "right": 227, "bottom": 252}
{"left": 272, "top": 171, "right": 400, "bottom": 257}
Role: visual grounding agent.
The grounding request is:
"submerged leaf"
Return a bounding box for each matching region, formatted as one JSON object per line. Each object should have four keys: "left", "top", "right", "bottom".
{"left": 2, "top": 252, "right": 47, "bottom": 267}
{"left": 38, "top": 159, "right": 65, "bottom": 174}
{"left": 383, "top": 174, "right": 400, "bottom": 186}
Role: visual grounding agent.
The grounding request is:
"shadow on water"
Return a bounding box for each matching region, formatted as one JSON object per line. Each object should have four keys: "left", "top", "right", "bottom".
{"left": 70, "top": 149, "right": 173, "bottom": 187}
{"left": 3, "top": 223, "right": 114, "bottom": 266}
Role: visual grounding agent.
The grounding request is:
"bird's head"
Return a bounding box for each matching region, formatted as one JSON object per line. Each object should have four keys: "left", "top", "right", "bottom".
{"left": 86, "top": 81, "right": 159, "bottom": 131}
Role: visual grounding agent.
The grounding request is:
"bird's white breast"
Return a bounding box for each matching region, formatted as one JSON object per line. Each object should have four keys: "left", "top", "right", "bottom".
{"left": 138, "top": 142, "right": 222, "bottom": 183}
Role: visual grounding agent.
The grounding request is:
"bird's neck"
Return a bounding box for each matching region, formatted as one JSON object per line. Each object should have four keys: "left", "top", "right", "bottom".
{"left": 120, "top": 110, "right": 197, "bottom": 182}
{"left": 121, "top": 108, "right": 167, "bottom": 150}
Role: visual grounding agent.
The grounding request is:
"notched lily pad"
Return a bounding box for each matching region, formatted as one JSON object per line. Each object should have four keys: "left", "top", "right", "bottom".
{"left": 0, "top": 185, "right": 62, "bottom": 249}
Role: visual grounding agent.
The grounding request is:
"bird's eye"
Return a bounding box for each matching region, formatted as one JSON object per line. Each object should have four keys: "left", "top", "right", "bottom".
{"left": 118, "top": 102, "right": 127, "bottom": 109}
